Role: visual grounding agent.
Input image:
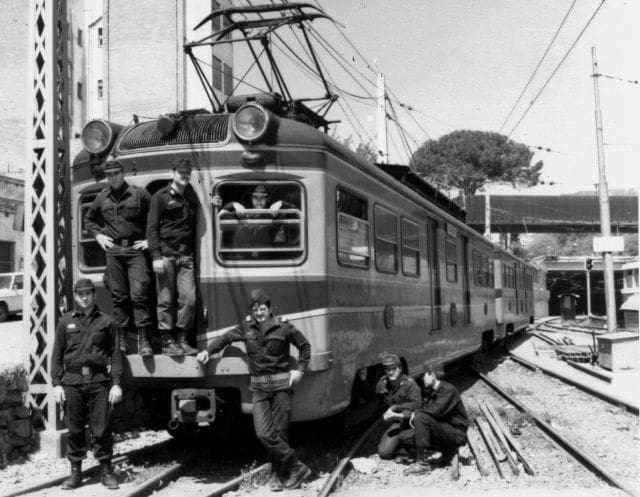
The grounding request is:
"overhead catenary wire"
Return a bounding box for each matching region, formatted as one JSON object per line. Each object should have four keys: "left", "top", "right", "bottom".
{"left": 506, "top": 0, "right": 607, "bottom": 138}
{"left": 498, "top": 0, "right": 578, "bottom": 134}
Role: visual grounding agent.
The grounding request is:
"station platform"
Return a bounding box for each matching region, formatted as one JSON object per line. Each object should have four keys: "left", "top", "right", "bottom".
{"left": 507, "top": 318, "right": 639, "bottom": 413}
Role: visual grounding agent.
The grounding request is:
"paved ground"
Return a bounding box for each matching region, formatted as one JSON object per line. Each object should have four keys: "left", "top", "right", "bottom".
{"left": 0, "top": 315, "right": 25, "bottom": 371}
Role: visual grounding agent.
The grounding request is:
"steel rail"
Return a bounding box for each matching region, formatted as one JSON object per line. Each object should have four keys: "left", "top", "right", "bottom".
{"left": 202, "top": 463, "right": 270, "bottom": 497}
{"left": 316, "top": 417, "right": 383, "bottom": 497}
{"left": 508, "top": 353, "right": 638, "bottom": 414}
{"left": 471, "top": 367, "right": 640, "bottom": 497}
{"left": 2, "top": 438, "right": 175, "bottom": 497}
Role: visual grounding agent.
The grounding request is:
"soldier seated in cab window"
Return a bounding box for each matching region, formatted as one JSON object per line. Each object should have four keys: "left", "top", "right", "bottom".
{"left": 212, "top": 185, "right": 298, "bottom": 250}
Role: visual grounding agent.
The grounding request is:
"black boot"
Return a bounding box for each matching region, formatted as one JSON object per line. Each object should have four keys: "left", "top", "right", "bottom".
{"left": 137, "top": 326, "right": 153, "bottom": 356}
{"left": 283, "top": 457, "right": 311, "bottom": 490}
{"left": 175, "top": 329, "right": 197, "bottom": 355}
{"left": 403, "top": 448, "right": 431, "bottom": 475}
{"left": 116, "top": 326, "right": 128, "bottom": 353}
{"left": 161, "top": 331, "right": 183, "bottom": 356}
{"left": 100, "top": 460, "right": 119, "bottom": 490}
{"left": 61, "top": 461, "right": 82, "bottom": 490}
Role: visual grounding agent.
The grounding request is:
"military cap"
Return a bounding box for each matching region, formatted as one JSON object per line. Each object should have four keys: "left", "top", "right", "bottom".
{"left": 248, "top": 288, "right": 271, "bottom": 307}
{"left": 382, "top": 353, "right": 401, "bottom": 368}
{"left": 173, "top": 159, "right": 192, "bottom": 174}
{"left": 103, "top": 160, "right": 124, "bottom": 173}
{"left": 252, "top": 185, "right": 268, "bottom": 195}
{"left": 73, "top": 278, "right": 95, "bottom": 293}
{"left": 423, "top": 361, "right": 445, "bottom": 378}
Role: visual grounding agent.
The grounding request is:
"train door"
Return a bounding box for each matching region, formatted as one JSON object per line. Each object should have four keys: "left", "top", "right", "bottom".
{"left": 462, "top": 235, "right": 470, "bottom": 324}
{"left": 427, "top": 218, "right": 441, "bottom": 330}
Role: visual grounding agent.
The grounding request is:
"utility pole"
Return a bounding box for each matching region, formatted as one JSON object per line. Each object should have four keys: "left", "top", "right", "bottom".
{"left": 24, "top": 0, "right": 73, "bottom": 450}
{"left": 591, "top": 47, "right": 617, "bottom": 332}
{"left": 376, "top": 73, "right": 388, "bottom": 164}
{"left": 484, "top": 190, "right": 491, "bottom": 239}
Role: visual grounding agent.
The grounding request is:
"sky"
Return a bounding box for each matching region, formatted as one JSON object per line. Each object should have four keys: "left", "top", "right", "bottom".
{"left": 213, "top": 0, "right": 639, "bottom": 195}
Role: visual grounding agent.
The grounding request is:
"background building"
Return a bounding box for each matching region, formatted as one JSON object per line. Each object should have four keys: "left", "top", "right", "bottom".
{"left": 0, "top": 175, "right": 25, "bottom": 272}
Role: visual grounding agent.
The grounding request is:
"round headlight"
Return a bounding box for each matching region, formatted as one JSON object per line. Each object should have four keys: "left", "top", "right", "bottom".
{"left": 81, "top": 120, "right": 121, "bottom": 155}
{"left": 232, "top": 104, "right": 270, "bottom": 143}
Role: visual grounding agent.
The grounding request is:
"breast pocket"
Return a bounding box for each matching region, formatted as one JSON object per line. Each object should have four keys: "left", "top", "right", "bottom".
{"left": 92, "top": 328, "right": 107, "bottom": 348}
{"left": 102, "top": 203, "right": 116, "bottom": 223}
{"left": 65, "top": 330, "right": 82, "bottom": 349}
{"left": 266, "top": 336, "right": 288, "bottom": 357}
{"left": 164, "top": 202, "right": 183, "bottom": 221}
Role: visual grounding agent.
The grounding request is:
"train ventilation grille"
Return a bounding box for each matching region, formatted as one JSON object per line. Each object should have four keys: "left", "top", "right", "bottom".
{"left": 118, "top": 115, "right": 229, "bottom": 151}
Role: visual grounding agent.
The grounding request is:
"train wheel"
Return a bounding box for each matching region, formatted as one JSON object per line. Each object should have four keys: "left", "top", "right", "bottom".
{"left": 480, "top": 330, "right": 494, "bottom": 351}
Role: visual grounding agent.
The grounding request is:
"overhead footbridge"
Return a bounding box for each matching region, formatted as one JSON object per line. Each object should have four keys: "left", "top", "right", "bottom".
{"left": 465, "top": 195, "right": 638, "bottom": 233}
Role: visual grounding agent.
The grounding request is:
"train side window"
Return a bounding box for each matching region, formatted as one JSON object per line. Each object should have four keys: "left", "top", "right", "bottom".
{"left": 445, "top": 236, "right": 457, "bottom": 282}
{"left": 472, "top": 250, "right": 482, "bottom": 286}
{"left": 484, "top": 255, "right": 494, "bottom": 287}
{"left": 214, "top": 182, "right": 304, "bottom": 264}
{"left": 374, "top": 205, "right": 398, "bottom": 273}
{"left": 401, "top": 218, "right": 419, "bottom": 277}
{"left": 78, "top": 193, "right": 107, "bottom": 271}
{"left": 337, "top": 189, "right": 369, "bottom": 268}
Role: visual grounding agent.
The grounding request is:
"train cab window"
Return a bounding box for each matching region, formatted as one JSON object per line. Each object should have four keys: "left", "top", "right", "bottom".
{"left": 214, "top": 182, "right": 304, "bottom": 264}
{"left": 445, "top": 236, "right": 457, "bottom": 282}
{"left": 78, "top": 193, "right": 107, "bottom": 271}
{"left": 337, "top": 189, "right": 370, "bottom": 268}
{"left": 374, "top": 205, "right": 398, "bottom": 273}
{"left": 401, "top": 218, "right": 419, "bottom": 277}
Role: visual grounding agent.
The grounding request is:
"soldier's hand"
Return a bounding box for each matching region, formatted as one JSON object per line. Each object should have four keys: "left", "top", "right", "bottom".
{"left": 382, "top": 407, "right": 396, "bottom": 422}
{"left": 133, "top": 239, "right": 148, "bottom": 251}
{"left": 53, "top": 385, "right": 65, "bottom": 404}
{"left": 289, "top": 370, "right": 304, "bottom": 387}
{"left": 232, "top": 202, "right": 245, "bottom": 216}
{"left": 212, "top": 195, "right": 222, "bottom": 207}
{"left": 269, "top": 200, "right": 283, "bottom": 214}
{"left": 95, "top": 234, "right": 114, "bottom": 250}
{"left": 109, "top": 385, "right": 123, "bottom": 404}
{"left": 153, "top": 259, "right": 165, "bottom": 274}
{"left": 196, "top": 350, "right": 210, "bottom": 365}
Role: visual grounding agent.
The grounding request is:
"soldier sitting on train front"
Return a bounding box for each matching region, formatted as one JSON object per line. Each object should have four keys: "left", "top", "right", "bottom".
{"left": 402, "top": 362, "right": 469, "bottom": 475}
{"left": 375, "top": 353, "right": 422, "bottom": 463}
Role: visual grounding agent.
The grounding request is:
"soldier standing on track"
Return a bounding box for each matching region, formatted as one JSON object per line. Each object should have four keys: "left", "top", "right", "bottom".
{"left": 403, "top": 362, "right": 469, "bottom": 475}
{"left": 196, "top": 289, "right": 312, "bottom": 491}
{"left": 146, "top": 159, "right": 199, "bottom": 356}
{"left": 84, "top": 160, "right": 153, "bottom": 356}
{"left": 375, "top": 353, "right": 422, "bottom": 463}
{"left": 51, "top": 278, "right": 122, "bottom": 490}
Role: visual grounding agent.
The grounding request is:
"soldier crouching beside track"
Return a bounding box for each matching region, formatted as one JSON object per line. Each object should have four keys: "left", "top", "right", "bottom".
{"left": 51, "top": 278, "right": 123, "bottom": 490}
{"left": 197, "top": 289, "right": 312, "bottom": 491}
{"left": 375, "top": 353, "right": 422, "bottom": 463}
{"left": 402, "top": 362, "right": 469, "bottom": 475}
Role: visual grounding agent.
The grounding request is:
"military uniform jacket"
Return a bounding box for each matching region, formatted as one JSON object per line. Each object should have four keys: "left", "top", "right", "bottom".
{"left": 420, "top": 380, "right": 468, "bottom": 431}
{"left": 376, "top": 374, "right": 422, "bottom": 420}
{"left": 146, "top": 183, "right": 199, "bottom": 261}
{"left": 205, "top": 315, "right": 311, "bottom": 377}
{"left": 84, "top": 182, "right": 150, "bottom": 249}
{"left": 51, "top": 306, "right": 122, "bottom": 386}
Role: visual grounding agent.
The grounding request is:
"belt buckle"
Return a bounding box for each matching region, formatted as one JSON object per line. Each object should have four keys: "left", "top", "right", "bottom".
{"left": 121, "top": 239, "right": 129, "bottom": 248}
{"left": 266, "top": 375, "right": 272, "bottom": 384}
{"left": 81, "top": 366, "right": 90, "bottom": 376}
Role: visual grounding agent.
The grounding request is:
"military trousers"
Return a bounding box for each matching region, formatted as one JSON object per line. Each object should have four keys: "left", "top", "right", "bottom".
{"left": 63, "top": 381, "right": 113, "bottom": 463}
{"left": 106, "top": 252, "right": 151, "bottom": 329}
{"left": 378, "top": 421, "right": 414, "bottom": 459}
{"left": 411, "top": 411, "right": 467, "bottom": 454}
{"left": 155, "top": 254, "right": 196, "bottom": 332}
{"left": 252, "top": 389, "right": 295, "bottom": 466}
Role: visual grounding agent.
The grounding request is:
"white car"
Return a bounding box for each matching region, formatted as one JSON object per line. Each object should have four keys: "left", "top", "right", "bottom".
{"left": 0, "top": 272, "right": 23, "bottom": 322}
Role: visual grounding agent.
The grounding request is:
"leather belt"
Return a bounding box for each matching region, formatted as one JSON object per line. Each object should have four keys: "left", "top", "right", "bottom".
{"left": 113, "top": 238, "right": 136, "bottom": 248}
{"left": 250, "top": 372, "right": 290, "bottom": 390}
{"left": 65, "top": 365, "right": 107, "bottom": 376}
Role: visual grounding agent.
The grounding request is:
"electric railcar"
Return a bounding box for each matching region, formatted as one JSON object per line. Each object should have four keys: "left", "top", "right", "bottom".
{"left": 72, "top": 95, "right": 543, "bottom": 431}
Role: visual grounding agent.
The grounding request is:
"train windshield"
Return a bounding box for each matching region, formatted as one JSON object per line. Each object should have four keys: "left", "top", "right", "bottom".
{"left": 214, "top": 182, "right": 304, "bottom": 264}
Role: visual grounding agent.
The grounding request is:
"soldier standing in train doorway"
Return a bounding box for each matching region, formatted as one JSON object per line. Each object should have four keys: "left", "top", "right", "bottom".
{"left": 84, "top": 160, "right": 153, "bottom": 356}
{"left": 51, "top": 278, "right": 122, "bottom": 490}
{"left": 196, "top": 289, "right": 312, "bottom": 491}
{"left": 146, "top": 159, "right": 199, "bottom": 356}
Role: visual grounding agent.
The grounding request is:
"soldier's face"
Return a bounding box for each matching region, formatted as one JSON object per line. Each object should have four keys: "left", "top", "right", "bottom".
{"left": 423, "top": 371, "right": 436, "bottom": 388}
{"left": 251, "top": 192, "right": 268, "bottom": 209}
{"left": 74, "top": 290, "right": 95, "bottom": 310}
{"left": 173, "top": 169, "right": 191, "bottom": 187}
{"left": 105, "top": 169, "right": 124, "bottom": 189}
{"left": 385, "top": 365, "right": 401, "bottom": 381}
{"left": 251, "top": 303, "right": 270, "bottom": 323}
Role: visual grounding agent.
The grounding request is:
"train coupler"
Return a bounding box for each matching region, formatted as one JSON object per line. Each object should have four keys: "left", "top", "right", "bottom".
{"left": 170, "top": 388, "right": 216, "bottom": 427}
